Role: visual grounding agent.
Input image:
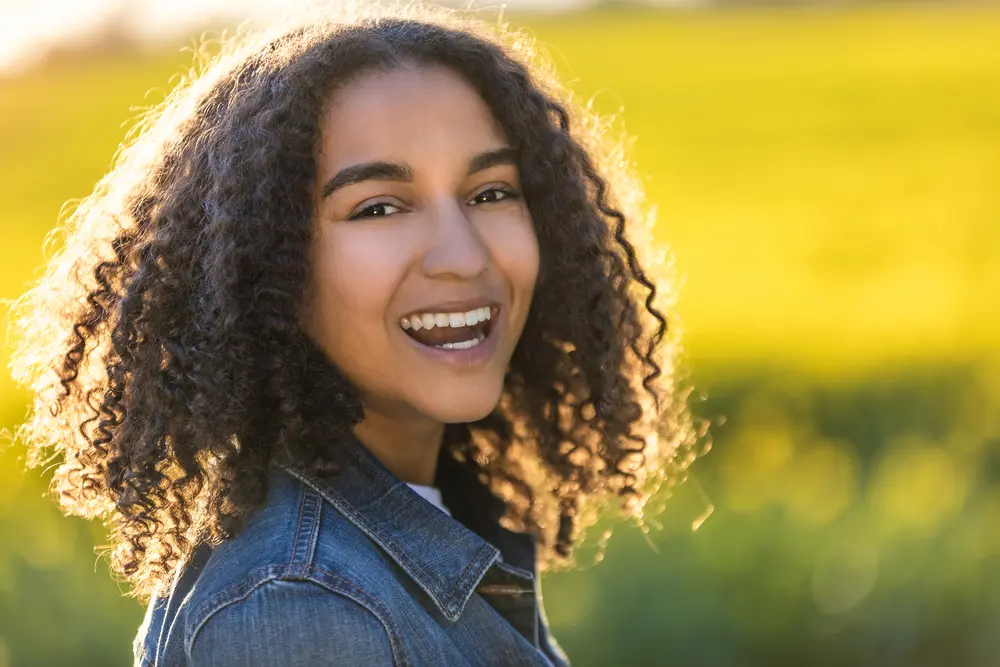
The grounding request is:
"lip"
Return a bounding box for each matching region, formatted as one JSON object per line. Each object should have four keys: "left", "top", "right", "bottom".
{"left": 399, "top": 305, "right": 504, "bottom": 371}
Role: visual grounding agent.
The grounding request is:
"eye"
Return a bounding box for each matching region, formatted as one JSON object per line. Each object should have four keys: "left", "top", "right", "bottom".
{"left": 349, "top": 201, "right": 403, "bottom": 220}
{"left": 469, "top": 186, "right": 520, "bottom": 206}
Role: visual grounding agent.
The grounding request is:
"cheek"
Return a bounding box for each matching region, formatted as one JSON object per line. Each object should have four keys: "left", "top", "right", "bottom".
{"left": 308, "top": 226, "right": 409, "bottom": 361}
{"left": 481, "top": 216, "right": 540, "bottom": 295}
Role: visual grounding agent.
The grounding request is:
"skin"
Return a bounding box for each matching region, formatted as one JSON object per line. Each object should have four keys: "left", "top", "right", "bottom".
{"left": 304, "top": 65, "right": 540, "bottom": 485}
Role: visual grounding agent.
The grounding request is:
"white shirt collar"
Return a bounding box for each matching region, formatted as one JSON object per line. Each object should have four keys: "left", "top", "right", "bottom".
{"left": 405, "top": 482, "right": 452, "bottom": 517}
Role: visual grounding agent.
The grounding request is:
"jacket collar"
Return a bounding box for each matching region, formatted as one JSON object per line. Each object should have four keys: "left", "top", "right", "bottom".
{"left": 280, "top": 433, "right": 536, "bottom": 622}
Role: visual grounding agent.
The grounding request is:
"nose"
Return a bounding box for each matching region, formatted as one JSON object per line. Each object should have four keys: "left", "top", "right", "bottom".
{"left": 420, "top": 198, "right": 490, "bottom": 280}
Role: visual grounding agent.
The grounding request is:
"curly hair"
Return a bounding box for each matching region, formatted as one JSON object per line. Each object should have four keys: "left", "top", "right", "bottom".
{"left": 8, "top": 3, "right": 697, "bottom": 600}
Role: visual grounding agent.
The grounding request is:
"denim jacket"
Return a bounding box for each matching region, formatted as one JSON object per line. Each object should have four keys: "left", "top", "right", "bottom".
{"left": 133, "top": 434, "right": 572, "bottom": 666}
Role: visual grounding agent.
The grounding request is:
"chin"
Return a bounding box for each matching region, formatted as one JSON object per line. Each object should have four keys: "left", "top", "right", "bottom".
{"left": 416, "top": 379, "right": 504, "bottom": 424}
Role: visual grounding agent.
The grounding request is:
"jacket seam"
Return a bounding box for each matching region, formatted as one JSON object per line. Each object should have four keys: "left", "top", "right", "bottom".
{"left": 184, "top": 565, "right": 408, "bottom": 667}
{"left": 289, "top": 484, "right": 307, "bottom": 565}
{"left": 308, "top": 496, "right": 322, "bottom": 566}
{"left": 300, "top": 565, "right": 411, "bottom": 667}
{"left": 449, "top": 544, "right": 501, "bottom": 613}
{"left": 185, "top": 564, "right": 287, "bottom": 657}
{"left": 285, "top": 464, "right": 490, "bottom": 616}
{"left": 289, "top": 485, "right": 322, "bottom": 569}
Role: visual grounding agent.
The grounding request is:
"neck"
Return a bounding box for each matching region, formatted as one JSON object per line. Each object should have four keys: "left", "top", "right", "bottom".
{"left": 352, "top": 408, "right": 444, "bottom": 486}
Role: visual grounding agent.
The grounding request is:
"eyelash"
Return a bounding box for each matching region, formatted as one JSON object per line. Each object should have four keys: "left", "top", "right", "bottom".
{"left": 470, "top": 186, "right": 520, "bottom": 205}
{"left": 348, "top": 186, "right": 521, "bottom": 220}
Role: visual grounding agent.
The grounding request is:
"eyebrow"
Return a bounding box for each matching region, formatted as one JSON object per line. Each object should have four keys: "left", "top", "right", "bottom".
{"left": 467, "top": 146, "right": 518, "bottom": 175}
{"left": 320, "top": 146, "right": 519, "bottom": 199}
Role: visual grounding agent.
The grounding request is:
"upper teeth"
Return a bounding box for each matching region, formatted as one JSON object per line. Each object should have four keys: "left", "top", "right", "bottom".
{"left": 400, "top": 306, "right": 492, "bottom": 331}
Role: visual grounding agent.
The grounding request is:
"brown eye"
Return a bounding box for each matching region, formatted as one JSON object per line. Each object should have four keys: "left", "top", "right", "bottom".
{"left": 349, "top": 202, "right": 402, "bottom": 220}
{"left": 469, "top": 187, "right": 519, "bottom": 205}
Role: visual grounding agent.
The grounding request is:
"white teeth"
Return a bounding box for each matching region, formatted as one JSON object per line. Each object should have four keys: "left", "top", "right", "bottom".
{"left": 400, "top": 307, "right": 495, "bottom": 332}
{"left": 435, "top": 333, "right": 486, "bottom": 351}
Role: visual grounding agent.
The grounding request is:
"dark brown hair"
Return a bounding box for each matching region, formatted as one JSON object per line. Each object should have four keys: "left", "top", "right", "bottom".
{"left": 9, "top": 4, "right": 697, "bottom": 600}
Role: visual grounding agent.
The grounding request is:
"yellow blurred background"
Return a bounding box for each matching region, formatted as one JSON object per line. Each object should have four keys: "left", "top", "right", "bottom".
{"left": 1, "top": 3, "right": 999, "bottom": 666}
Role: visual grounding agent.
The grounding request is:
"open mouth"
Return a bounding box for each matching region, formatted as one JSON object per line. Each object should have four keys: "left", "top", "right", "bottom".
{"left": 399, "top": 305, "right": 498, "bottom": 350}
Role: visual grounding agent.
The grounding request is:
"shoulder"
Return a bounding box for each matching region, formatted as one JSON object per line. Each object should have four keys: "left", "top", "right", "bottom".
{"left": 176, "top": 470, "right": 406, "bottom": 665}
{"left": 188, "top": 578, "right": 398, "bottom": 667}
{"left": 187, "top": 467, "right": 382, "bottom": 602}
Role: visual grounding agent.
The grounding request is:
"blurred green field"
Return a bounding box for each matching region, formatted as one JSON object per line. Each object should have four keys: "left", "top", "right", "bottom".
{"left": 532, "top": 6, "right": 1000, "bottom": 373}
{"left": 1, "top": 6, "right": 999, "bottom": 667}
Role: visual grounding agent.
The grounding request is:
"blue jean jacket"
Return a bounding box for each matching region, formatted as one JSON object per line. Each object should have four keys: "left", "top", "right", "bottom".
{"left": 134, "top": 434, "right": 572, "bottom": 666}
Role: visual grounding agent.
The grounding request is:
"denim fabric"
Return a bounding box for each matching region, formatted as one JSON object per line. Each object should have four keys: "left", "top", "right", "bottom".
{"left": 134, "top": 434, "right": 572, "bottom": 666}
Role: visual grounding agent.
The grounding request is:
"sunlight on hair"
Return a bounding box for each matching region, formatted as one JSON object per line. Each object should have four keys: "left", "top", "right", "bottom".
{"left": 6, "top": 0, "right": 696, "bottom": 598}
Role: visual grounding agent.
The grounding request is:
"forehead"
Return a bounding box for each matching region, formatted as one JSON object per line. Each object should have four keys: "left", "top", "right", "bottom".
{"left": 316, "top": 64, "right": 508, "bottom": 166}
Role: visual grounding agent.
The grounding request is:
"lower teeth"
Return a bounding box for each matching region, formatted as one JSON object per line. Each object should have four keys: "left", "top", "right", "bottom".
{"left": 437, "top": 334, "right": 486, "bottom": 351}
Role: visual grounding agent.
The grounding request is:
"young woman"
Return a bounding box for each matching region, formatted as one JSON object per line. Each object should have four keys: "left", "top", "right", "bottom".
{"left": 10, "top": 4, "right": 695, "bottom": 666}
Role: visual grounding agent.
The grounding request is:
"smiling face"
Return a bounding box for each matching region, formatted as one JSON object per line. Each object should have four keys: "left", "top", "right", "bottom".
{"left": 304, "top": 64, "right": 539, "bottom": 427}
